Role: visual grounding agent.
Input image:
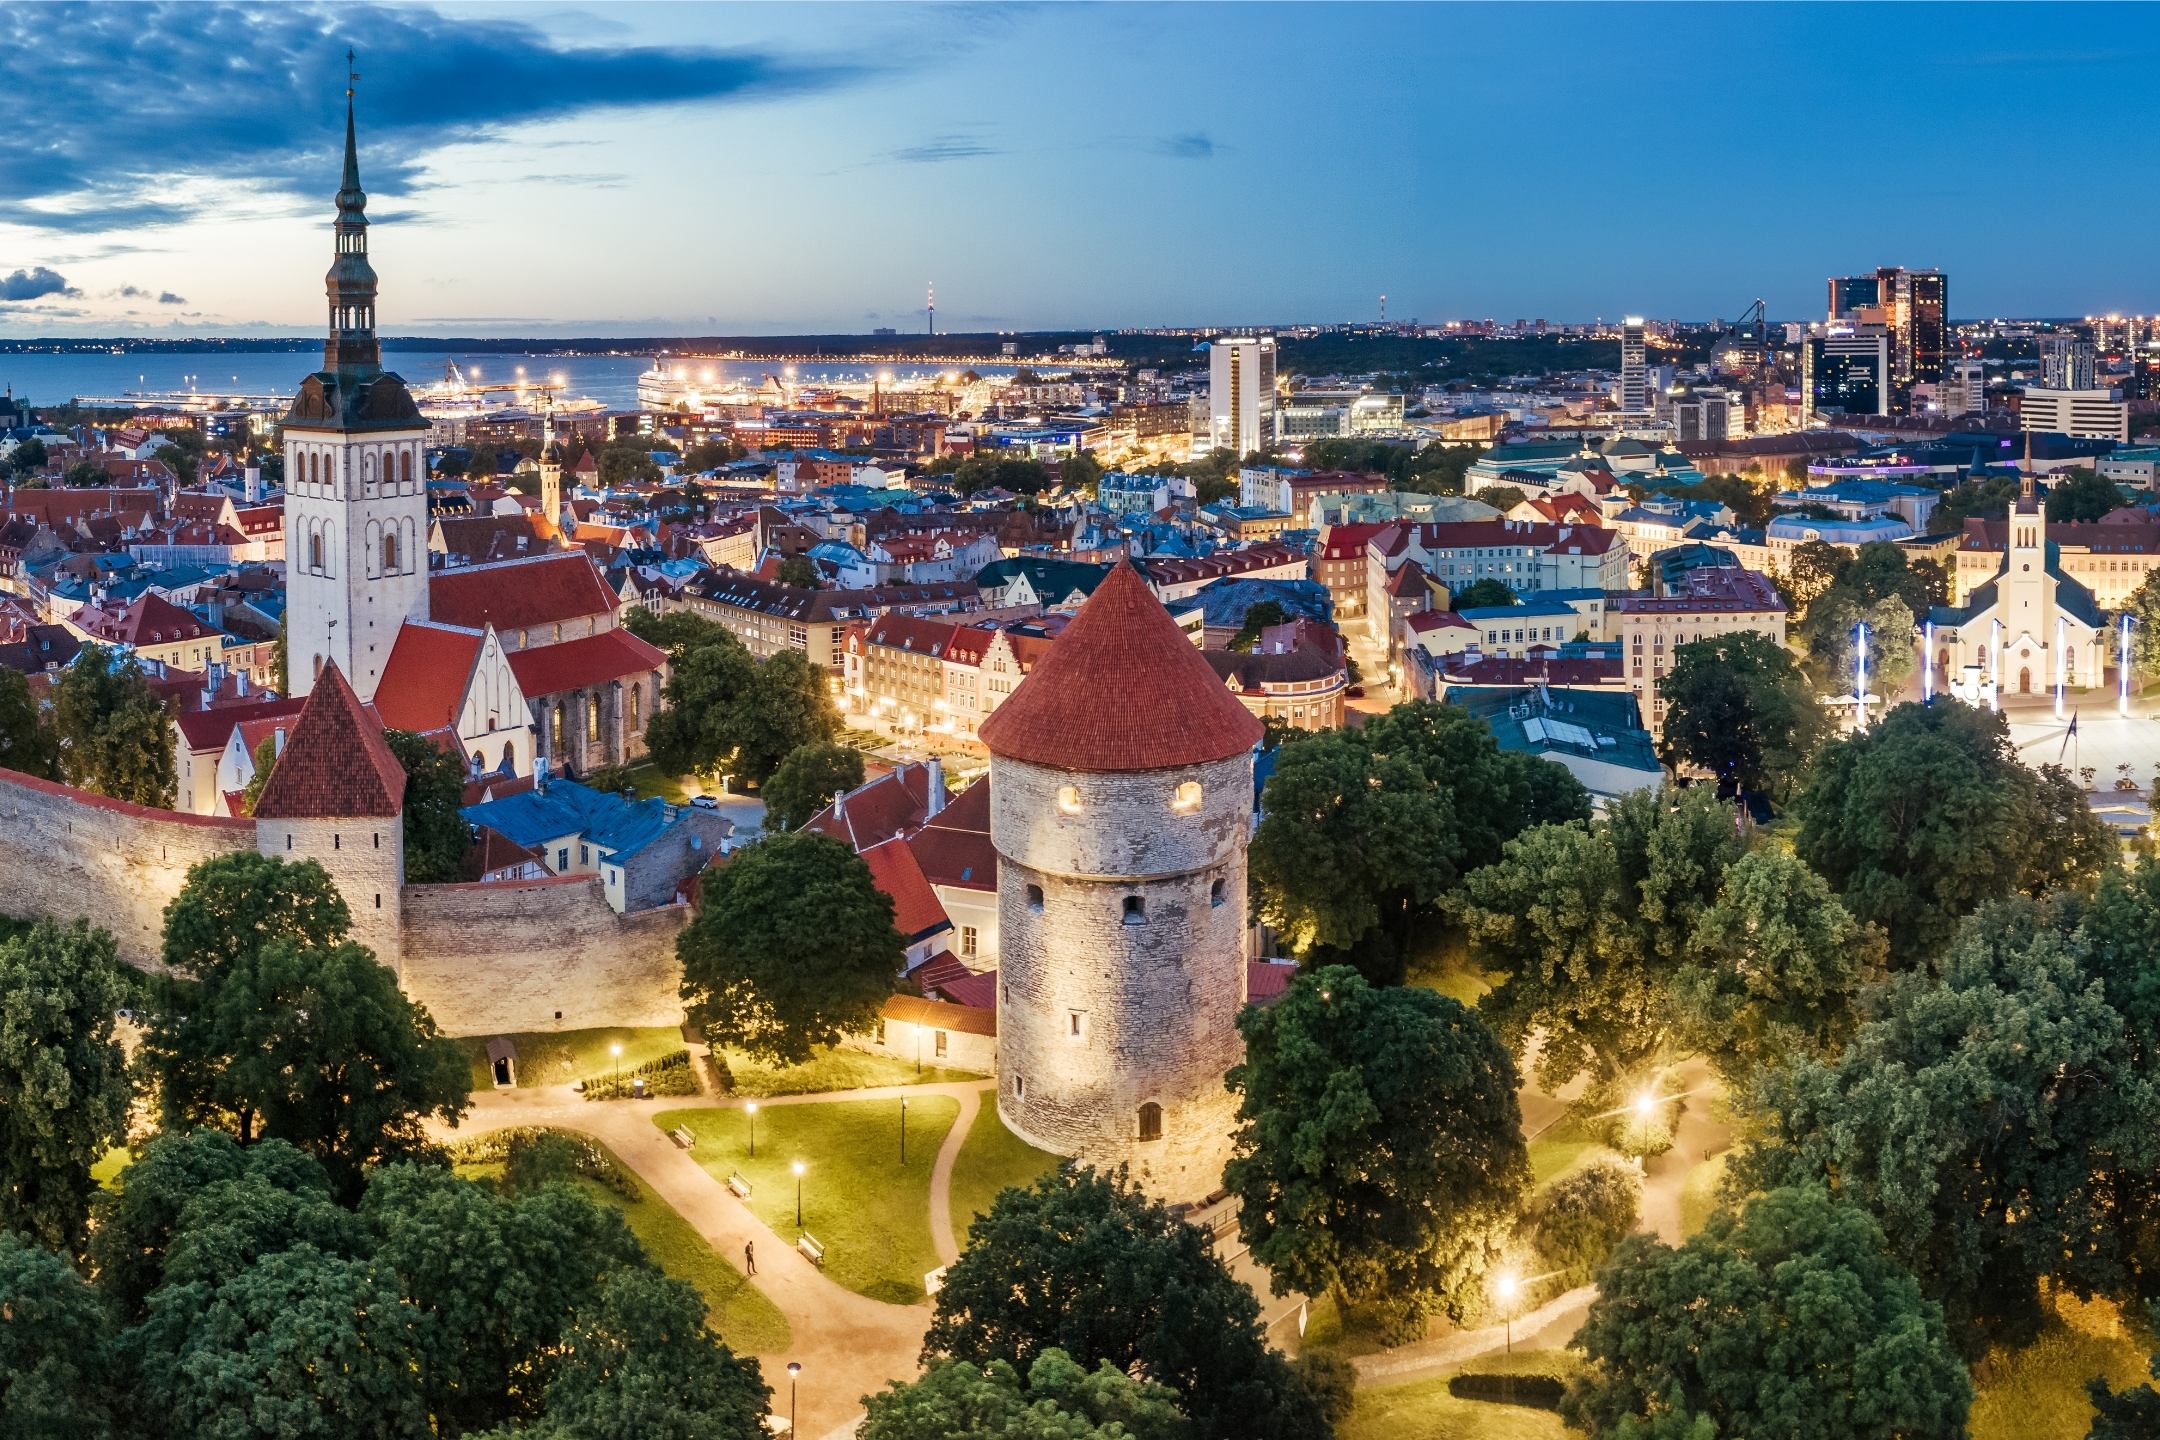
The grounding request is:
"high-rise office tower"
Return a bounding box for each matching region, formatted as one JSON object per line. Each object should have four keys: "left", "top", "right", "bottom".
{"left": 1941, "top": 358, "right": 1988, "bottom": 417}
{"left": 1825, "top": 267, "right": 1947, "bottom": 389}
{"left": 2041, "top": 333, "right": 2097, "bottom": 391}
{"left": 1619, "top": 316, "right": 1649, "bottom": 411}
{"left": 1209, "top": 336, "right": 1277, "bottom": 455}
{"left": 1802, "top": 329, "right": 1892, "bottom": 421}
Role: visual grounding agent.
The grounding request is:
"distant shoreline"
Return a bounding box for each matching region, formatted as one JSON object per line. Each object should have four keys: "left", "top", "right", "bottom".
{"left": 0, "top": 332, "right": 1106, "bottom": 358}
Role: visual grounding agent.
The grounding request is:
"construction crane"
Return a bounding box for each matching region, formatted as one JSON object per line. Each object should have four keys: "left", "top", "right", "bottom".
{"left": 1711, "top": 297, "right": 1770, "bottom": 372}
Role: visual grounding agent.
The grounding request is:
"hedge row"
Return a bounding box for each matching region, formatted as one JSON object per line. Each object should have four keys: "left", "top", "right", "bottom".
{"left": 582, "top": 1049, "right": 700, "bottom": 1101}
{"left": 445, "top": 1127, "right": 640, "bottom": 1201}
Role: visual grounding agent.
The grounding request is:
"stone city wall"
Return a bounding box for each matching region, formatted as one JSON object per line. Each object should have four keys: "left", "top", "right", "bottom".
{"left": 401, "top": 875, "right": 688, "bottom": 1036}
{"left": 0, "top": 766, "right": 253, "bottom": 964}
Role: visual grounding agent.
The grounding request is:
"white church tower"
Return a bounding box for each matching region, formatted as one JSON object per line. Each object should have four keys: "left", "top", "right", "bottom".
{"left": 282, "top": 75, "right": 431, "bottom": 702}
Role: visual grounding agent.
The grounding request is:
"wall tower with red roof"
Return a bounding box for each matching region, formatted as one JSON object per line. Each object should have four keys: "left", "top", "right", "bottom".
{"left": 978, "top": 561, "right": 1262, "bottom": 1203}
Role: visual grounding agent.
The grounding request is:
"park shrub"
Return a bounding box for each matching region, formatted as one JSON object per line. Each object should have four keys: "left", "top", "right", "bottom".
{"left": 582, "top": 1049, "right": 700, "bottom": 1101}
{"left": 445, "top": 1126, "right": 639, "bottom": 1200}
{"left": 1447, "top": 1367, "right": 1570, "bottom": 1410}
{"left": 1291, "top": 1349, "right": 1357, "bottom": 1424}
{"left": 1526, "top": 1159, "right": 1641, "bottom": 1287}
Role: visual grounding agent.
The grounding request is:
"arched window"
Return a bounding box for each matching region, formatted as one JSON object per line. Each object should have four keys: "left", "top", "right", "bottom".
{"left": 587, "top": 691, "right": 602, "bottom": 734}
{"left": 1210, "top": 878, "right": 1226, "bottom": 908}
{"left": 1026, "top": 884, "right": 1044, "bottom": 913}
{"left": 627, "top": 682, "right": 641, "bottom": 732}
{"left": 308, "top": 529, "right": 324, "bottom": 574}
{"left": 1137, "top": 1103, "right": 1162, "bottom": 1142}
{"left": 382, "top": 529, "right": 399, "bottom": 575}
{"left": 399, "top": 449, "right": 412, "bottom": 485}
{"left": 549, "top": 705, "right": 565, "bottom": 754}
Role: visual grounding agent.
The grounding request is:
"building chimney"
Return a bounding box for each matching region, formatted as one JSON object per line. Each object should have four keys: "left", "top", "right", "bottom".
{"left": 925, "top": 757, "right": 946, "bottom": 818}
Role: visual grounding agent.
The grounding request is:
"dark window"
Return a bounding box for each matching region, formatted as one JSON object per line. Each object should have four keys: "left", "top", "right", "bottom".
{"left": 1137, "top": 1103, "right": 1162, "bottom": 1142}
{"left": 1210, "top": 878, "right": 1226, "bottom": 907}
{"left": 1027, "top": 884, "right": 1044, "bottom": 913}
{"left": 1123, "top": 895, "right": 1145, "bottom": 924}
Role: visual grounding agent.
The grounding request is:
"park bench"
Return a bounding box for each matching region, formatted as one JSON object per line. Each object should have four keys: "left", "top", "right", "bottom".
{"left": 796, "top": 1232, "right": 826, "bottom": 1268}
{"left": 670, "top": 1126, "right": 696, "bottom": 1150}
{"left": 725, "top": 1172, "right": 752, "bottom": 1199}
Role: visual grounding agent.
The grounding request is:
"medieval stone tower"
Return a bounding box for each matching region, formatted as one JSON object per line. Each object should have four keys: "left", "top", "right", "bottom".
{"left": 251, "top": 661, "right": 410, "bottom": 971}
{"left": 282, "top": 84, "right": 431, "bottom": 703}
{"left": 978, "top": 561, "right": 1263, "bottom": 1203}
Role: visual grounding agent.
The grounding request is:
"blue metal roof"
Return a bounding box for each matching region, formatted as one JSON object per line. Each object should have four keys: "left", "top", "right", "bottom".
{"left": 461, "top": 780, "right": 682, "bottom": 864}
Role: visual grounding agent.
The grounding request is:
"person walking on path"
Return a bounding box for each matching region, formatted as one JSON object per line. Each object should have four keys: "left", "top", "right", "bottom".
{"left": 744, "top": 1240, "right": 757, "bottom": 1276}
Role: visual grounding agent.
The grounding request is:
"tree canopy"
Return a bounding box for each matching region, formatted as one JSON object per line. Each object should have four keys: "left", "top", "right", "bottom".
{"left": 50, "top": 643, "right": 175, "bottom": 806}
{"left": 2045, "top": 466, "right": 2126, "bottom": 523}
{"left": 1655, "top": 631, "right": 1828, "bottom": 800}
{"left": 1564, "top": 1186, "right": 1970, "bottom": 1440}
{"left": 1224, "top": 965, "right": 1529, "bottom": 1340}
{"left": 1791, "top": 701, "right": 2114, "bottom": 960}
{"left": 383, "top": 728, "right": 470, "bottom": 883}
{"left": 862, "top": 1349, "right": 1189, "bottom": 1440}
{"left": 0, "top": 666, "right": 59, "bottom": 778}
{"left": 1733, "top": 896, "right": 2160, "bottom": 1354}
{"left": 641, "top": 619, "right": 841, "bottom": 785}
{"left": 1249, "top": 701, "right": 1589, "bottom": 982}
{"left": 0, "top": 920, "right": 133, "bottom": 1254}
{"left": 677, "top": 831, "right": 902, "bottom": 1064}
{"left": 1457, "top": 785, "right": 1745, "bottom": 1102}
{"left": 1450, "top": 577, "right": 1516, "bottom": 609}
{"left": 759, "top": 741, "right": 865, "bottom": 831}
{"left": 923, "top": 1166, "right": 1329, "bottom": 1440}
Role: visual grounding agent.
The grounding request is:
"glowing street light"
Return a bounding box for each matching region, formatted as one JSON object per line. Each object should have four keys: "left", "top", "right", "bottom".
{"left": 792, "top": 1160, "right": 807, "bottom": 1228}
{"left": 1852, "top": 620, "right": 1869, "bottom": 728}
{"left": 1494, "top": 1269, "right": 1520, "bottom": 1355}
{"left": 2122, "top": 615, "right": 2135, "bottom": 717}
{"left": 1633, "top": 1090, "right": 1658, "bottom": 1123}
{"left": 900, "top": 1096, "right": 909, "bottom": 1164}
{"left": 609, "top": 1042, "right": 622, "bottom": 1084}
{"left": 745, "top": 1100, "right": 759, "bottom": 1158}
{"left": 786, "top": 1361, "right": 802, "bottom": 1437}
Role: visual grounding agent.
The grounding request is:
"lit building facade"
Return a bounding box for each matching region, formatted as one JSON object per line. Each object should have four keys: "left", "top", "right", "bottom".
{"left": 1209, "top": 336, "right": 1277, "bottom": 455}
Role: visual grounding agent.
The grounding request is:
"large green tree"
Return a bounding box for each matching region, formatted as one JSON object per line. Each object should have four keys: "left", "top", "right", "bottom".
{"left": 0, "top": 920, "right": 133, "bottom": 1254}
{"left": 49, "top": 643, "right": 175, "bottom": 806}
{"left": 643, "top": 623, "right": 840, "bottom": 785}
{"left": 1733, "top": 899, "right": 2160, "bottom": 1353}
{"left": 1450, "top": 577, "right": 1516, "bottom": 609}
{"left": 1457, "top": 785, "right": 1743, "bottom": 1101}
{"left": 133, "top": 1244, "right": 429, "bottom": 1440}
{"left": 509, "top": 1266, "right": 769, "bottom": 1440}
{"left": 759, "top": 740, "right": 865, "bottom": 831}
{"left": 2046, "top": 466, "right": 2125, "bottom": 523}
{"left": 1792, "top": 700, "right": 2114, "bottom": 960}
{"left": 190, "top": 939, "right": 469, "bottom": 1197}
{"left": 923, "top": 1167, "right": 1329, "bottom": 1440}
{"left": 677, "top": 831, "right": 902, "bottom": 1064}
{"left": 1656, "top": 632, "right": 1827, "bottom": 800}
{"left": 1224, "top": 965, "right": 1529, "bottom": 1340}
{"left": 2088, "top": 1314, "right": 2160, "bottom": 1439}
{"left": 0, "top": 666, "right": 59, "bottom": 778}
{"left": 1564, "top": 1186, "right": 1970, "bottom": 1440}
{"left": 1800, "top": 591, "right": 1915, "bottom": 703}
{"left": 1250, "top": 701, "right": 1589, "bottom": 981}
{"left": 0, "top": 1231, "right": 121, "bottom": 1440}
{"left": 1672, "top": 849, "right": 1883, "bottom": 1089}
{"left": 383, "top": 728, "right": 471, "bottom": 883}
{"left": 863, "top": 1349, "right": 1188, "bottom": 1440}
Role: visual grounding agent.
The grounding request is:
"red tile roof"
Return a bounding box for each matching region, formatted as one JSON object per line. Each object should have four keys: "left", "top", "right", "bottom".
{"left": 907, "top": 780, "right": 995, "bottom": 891}
{"left": 252, "top": 663, "right": 407, "bottom": 820}
{"left": 374, "top": 621, "right": 486, "bottom": 734}
{"left": 880, "top": 991, "right": 995, "bottom": 1038}
{"left": 75, "top": 592, "right": 217, "bottom": 648}
{"left": 861, "top": 835, "right": 950, "bottom": 940}
{"left": 978, "top": 560, "right": 1262, "bottom": 772}
{"left": 429, "top": 551, "right": 618, "bottom": 632}
{"left": 174, "top": 694, "right": 306, "bottom": 753}
{"left": 804, "top": 761, "right": 943, "bottom": 851}
{"left": 503, "top": 626, "right": 665, "bottom": 699}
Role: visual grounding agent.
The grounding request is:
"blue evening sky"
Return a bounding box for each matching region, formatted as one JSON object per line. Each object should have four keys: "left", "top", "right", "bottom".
{"left": 0, "top": 1, "right": 2154, "bottom": 336}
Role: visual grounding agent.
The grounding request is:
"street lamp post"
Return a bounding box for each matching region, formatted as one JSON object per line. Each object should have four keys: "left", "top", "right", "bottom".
{"left": 1495, "top": 1270, "right": 1519, "bottom": 1356}
{"left": 609, "top": 1042, "right": 622, "bottom": 1086}
{"left": 900, "top": 1097, "right": 909, "bottom": 1164}
{"left": 745, "top": 1101, "right": 758, "bottom": 1158}
{"left": 792, "top": 1160, "right": 806, "bottom": 1229}
{"left": 787, "top": 1361, "right": 801, "bottom": 1436}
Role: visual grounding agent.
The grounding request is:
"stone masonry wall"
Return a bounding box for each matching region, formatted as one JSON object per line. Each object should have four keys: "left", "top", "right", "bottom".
{"left": 0, "top": 767, "right": 254, "bottom": 964}
{"left": 990, "top": 752, "right": 1252, "bottom": 1203}
{"left": 401, "top": 876, "right": 687, "bottom": 1036}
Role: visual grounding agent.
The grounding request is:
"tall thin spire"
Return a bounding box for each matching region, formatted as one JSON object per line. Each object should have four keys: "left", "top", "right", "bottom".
{"left": 324, "top": 49, "right": 380, "bottom": 375}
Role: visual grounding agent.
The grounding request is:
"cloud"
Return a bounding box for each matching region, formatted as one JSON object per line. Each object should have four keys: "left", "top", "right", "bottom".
{"left": 0, "top": 266, "right": 78, "bottom": 300}
{"left": 884, "top": 134, "right": 1003, "bottom": 165}
{"left": 0, "top": 2, "right": 866, "bottom": 232}
{"left": 1150, "top": 131, "right": 1217, "bottom": 160}
{"left": 158, "top": 291, "right": 184, "bottom": 305}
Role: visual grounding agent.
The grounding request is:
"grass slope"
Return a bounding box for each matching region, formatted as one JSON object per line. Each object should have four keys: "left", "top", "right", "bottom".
{"left": 948, "top": 1100, "right": 1059, "bottom": 1246}
{"left": 717, "top": 1045, "right": 983, "bottom": 1098}
{"left": 462, "top": 1025, "right": 686, "bottom": 1091}
{"left": 659, "top": 1095, "right": 958, "bottom": 1305}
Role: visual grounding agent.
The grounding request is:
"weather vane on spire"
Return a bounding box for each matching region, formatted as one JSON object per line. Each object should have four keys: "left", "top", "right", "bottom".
{"left": 346, "top": 47, "right": 358, "bottom": 100}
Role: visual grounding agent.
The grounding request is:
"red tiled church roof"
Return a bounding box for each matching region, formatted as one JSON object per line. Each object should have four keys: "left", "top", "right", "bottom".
{"left": 978, "top": 560, "right": 1261, "bottom": 772}
{"left": 429, "top": 551, "right": 618, "bottom": 633}
{"left": 504, "top": 626, "right": 665, "bottom": 699}
{"left": 373, "top": 621, "right": 486, "bottom": 734}
{"left": 252, "top": 662, "right": 407, "bottom": 820}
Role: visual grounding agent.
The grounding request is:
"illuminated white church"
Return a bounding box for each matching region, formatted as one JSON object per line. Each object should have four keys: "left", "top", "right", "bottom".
{"left": 1925, "top": 476, "right": 2113, "bottom": 706}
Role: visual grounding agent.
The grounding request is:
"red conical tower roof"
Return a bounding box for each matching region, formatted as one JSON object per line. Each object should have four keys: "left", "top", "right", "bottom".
{"left": 253, "top": 661, "right": 407, "bottom": 820}
{"left": 979, "top": 560, "right": 1262, "bottom": 772}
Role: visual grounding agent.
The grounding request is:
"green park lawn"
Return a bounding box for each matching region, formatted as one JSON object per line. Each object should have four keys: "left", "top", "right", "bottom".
{"left": 1527, "top": 1114, "right": 1617, "bottom": 1187}
{"left": 92, "top": 1146, "right": 130, "bottom": 1190}
{"left": 658, "top": 1095, "right": 959, "bottom": 1305}
{"left": 623, "top": 763, "right": 693, "bottom": 804}
{"left": 456, "top": 1135, "right": 790, "bottom": 1357}
{"left": 1341, "top": 1375, "right": 1567, "bottom": 1440}
{"left": 1970, "top": 1309, "right": 2153, "bottom": 1440}
{"left": 1403, "top": 929, "right": 1495, "bottom": 1007}
{"left": 1678, "top": 1150, "right": 1731, "bottom": 1238}
{"left": 717, "top": 1044, "right": 983, "bottom": 1098}
{"left": 462, "top": 1025, "right": 687, "bottom": 1091}
{"left": 948, "top": 1100, "right": 1059, "bottom": 1243}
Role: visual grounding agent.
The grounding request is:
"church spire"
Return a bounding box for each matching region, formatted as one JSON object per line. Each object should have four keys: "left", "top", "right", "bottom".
{"left": 324, "top": 50, "right": 380, "bottom": 375}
